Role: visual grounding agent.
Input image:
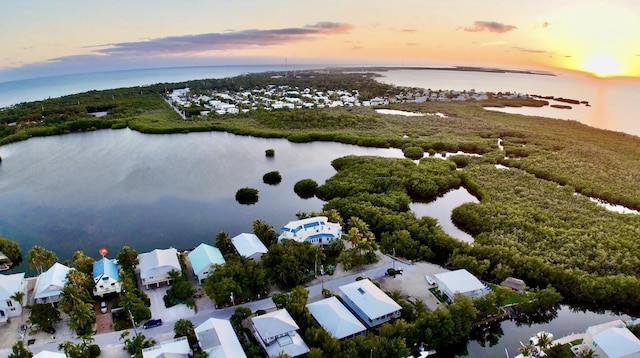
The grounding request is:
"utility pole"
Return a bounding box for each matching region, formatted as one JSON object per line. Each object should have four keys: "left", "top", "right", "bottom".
{"left": 392, "top": 247, "right": 396, "bottom": 271}
{"left": 127, "top": 309, "right": 137, "bottom": 335}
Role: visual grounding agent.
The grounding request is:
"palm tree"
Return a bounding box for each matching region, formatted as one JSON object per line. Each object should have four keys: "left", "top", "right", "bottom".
{"left": 173, "top": 318, "right": 196, "bottom": 346}
{"left": 576, "top": 348, "right": 598, "bottom": 358}
{"left": 27, "top": 245, "right": 45, "bottom": 274}
{"left": 43, "top": 250, "right": 58, "bottom": 271}
{"left": 537, "top": 332, "right": 553, "bottom": 351}
{"left": 8, "top": 341, "right": 32, "bottom": 358}
{"left": 10, "top": 291, "right": 25, "bottom": 320}
{"left": 517, "top": 343, "right": 532, "bottom": 358}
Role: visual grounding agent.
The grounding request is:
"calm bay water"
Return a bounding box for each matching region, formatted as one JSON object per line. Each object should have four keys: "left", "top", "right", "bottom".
{"left": 0, "top": 128, "right": 403, "bottom": 265}
{"left": 376, "top": 69, "right": 640, "bottom": 137}
{"left": 0, "top": 66, "right": 637, "bottom": 357}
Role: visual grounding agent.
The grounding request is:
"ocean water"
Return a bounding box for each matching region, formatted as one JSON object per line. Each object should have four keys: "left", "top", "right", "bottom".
{"left": 0, "top": 65, "right": 318, "bottom": 108}
{"left": 375, "top": 69, "right": 640, "bottom": 137}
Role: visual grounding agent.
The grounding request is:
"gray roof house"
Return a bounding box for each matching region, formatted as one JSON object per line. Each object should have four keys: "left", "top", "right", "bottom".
{"left": 338, "top": 279, "right": 401, "bottom": 328}
{"left": 138, "top": 248, "right": 181, "bottom": 289}
{"left": 251, "top": 309, "right": 309, "bottom": 357}
{"left": 307, "top": 296, "right": 366, "bottom": 339}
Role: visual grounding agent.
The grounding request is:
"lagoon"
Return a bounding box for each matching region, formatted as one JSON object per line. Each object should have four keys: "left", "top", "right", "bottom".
{"left": 0, "top": 128, "right": 404, "bottom": 267}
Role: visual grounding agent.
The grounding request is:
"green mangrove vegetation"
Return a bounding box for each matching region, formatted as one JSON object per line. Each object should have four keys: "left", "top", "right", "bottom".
{"left": 2, "top": 69, "right": 640, "bottom": 317}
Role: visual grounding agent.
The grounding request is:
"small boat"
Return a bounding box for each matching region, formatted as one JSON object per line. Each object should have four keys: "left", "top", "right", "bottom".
{"left": 407, "top": 343, "right": 436, "bottom": 357}
{"left": 0, "top": 262, "right": 12, "bottom": 271}
{"left": 513, "top": 331, "right": 553, "bottom": 358}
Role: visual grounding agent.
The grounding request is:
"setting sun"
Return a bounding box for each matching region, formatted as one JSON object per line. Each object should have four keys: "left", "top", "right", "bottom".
{"left": 580, "top": 54, "right": 623, "bottom": 77}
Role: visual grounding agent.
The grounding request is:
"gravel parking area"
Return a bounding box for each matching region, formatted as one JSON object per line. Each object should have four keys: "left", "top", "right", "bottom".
{"left": 377, "top": 261, "right": 450, "bottom": 310}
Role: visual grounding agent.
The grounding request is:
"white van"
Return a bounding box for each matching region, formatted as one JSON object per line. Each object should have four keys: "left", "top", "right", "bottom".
{"left": 425, "top": 275, "right": 436, "bottom": 285}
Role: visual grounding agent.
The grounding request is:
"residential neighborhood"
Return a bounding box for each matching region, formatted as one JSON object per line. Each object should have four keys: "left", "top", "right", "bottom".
{"left": 0, "top": 212, "right": 637, "bottom": 358}
{"left": 165, "top": 79, "right": 527, "bottom": 119}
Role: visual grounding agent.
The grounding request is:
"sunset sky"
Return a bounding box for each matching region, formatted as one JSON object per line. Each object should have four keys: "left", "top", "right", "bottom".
{"left": 1, "top": 0, "right": 639, "bottom": 82}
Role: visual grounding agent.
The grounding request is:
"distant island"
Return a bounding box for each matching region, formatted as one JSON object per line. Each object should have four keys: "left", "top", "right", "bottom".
{"left": 327, "top": 65, "right": 557, "bottom": 76}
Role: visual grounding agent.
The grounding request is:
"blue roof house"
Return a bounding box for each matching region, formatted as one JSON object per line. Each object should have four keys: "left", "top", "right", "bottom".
{"left": 93, "top": 257, "right": 122, "bottom": 297}
{"left": 188, "top": 243, "right": 226, "bottom": 284}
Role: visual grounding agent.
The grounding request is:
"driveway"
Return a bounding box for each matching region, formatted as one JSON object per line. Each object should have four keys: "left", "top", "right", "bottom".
{"left": 377, "top": 261, "right": 450, "bottom": 310}
{"left": 144, "top": 285, "right": 195, "bottom": 323}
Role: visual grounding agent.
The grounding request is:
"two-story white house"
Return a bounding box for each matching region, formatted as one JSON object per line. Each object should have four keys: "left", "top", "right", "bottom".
{"left": 33, "top": 262, "right": 71, "bottom": 304}
{"left": 138, "top": 248, "right": 181, "bottom": 289}
{"left": 93, "top": 257, "right": 122, "bottom": 297}
{"left": 0, "top": 273, "right": 26, "bottom": 322}
{"left": 278, "top": 216, "right": 342, "bottom": 246}
{"left": 251, "top": 309, "right": 309, "bottom": 357}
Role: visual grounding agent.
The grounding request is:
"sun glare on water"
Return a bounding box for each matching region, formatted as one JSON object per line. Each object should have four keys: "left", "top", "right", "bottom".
{"left": 580, "top": 54, "right": 623, "bottom": 78}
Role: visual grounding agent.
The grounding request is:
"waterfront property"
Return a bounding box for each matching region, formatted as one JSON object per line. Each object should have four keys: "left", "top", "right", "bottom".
{"left": 138, "top": 248, "right": 181, "bottom": 289}
{"left": 93, "top": 257, "right": 122, "bottom": 297}
{"left": 33, "top": 351, "right": 66, "bottom": 358}
{"left": 0, "top": 272, "right": 25, "bottom": 321}
{"left": 434, "top": 269, "right": 490, "bottom": 303}
{"left": 278, "top": 216, "right": 342, "bottom": 245}
{"left": 306, "top": 296, "right": 366, "bottom": 339}
{"left": 141, "top": 336, "right": 192, "bottom": 358}
{"left": 251, "top": 308, "right": 309, "bottom": 357}
{"left": 195, "top": 317, "right": 247, "bottom": 358}
{"left": 581, "top": 319, "right": 640, "bottom": 358}
{"left": 231, "top": 233, "right": 269, "bottom": 262}
{"left": 33, "top": 262, "right": 71, "bottom": 304}
{"left": 338, "top": 279, "right": 401, "bottom": 328}
{"left": 187, "top": 243, "right": 226, "bottom": 284}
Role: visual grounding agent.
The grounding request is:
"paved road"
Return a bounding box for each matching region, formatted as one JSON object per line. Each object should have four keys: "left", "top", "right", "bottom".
{"left": 14, "top": 255, "right": 400, "bottom": 358}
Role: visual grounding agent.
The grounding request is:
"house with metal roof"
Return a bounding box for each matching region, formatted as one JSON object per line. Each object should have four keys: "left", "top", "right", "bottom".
{"left": 195, "top": 318, "right": 247, "bottom": 358}
{"left": 434, "top": 269, "right": 490, "bottom": 303}
{"left": 138, "top": 248, "right": 181, "bottom": 289}
{"left": 142, "top": 336, "right": 192, "bottom": 358}
{"left": 93, "top": 257, "right": 122, "bottom": 297}
{"left": 0, "top": 272, "right": 26, "bottom": 322}
{"left": 251, "top": 309, "right": 309, "bottom": 357}
{"left": 33, "top": 262, "right": 71, "bottom": 304}
{"left": 278, "top": 216, "right": 342, "bottom": 246}
{"left": 583, "top": 319, "right": 640, "bottom": 358}
{"left": 307, "top": 296, "right": 366, "bottom": 339}
{"left": 338, "top": 279, "right": 401, "bottom": 328}
{"left": 231, "top": 233, "right": 268, "bottom": 262}
{"left": 188, "top": 243, "right": 225, "bottom": 284}
{"left": 33, "top": 351, "right": 66, "bottom": 358}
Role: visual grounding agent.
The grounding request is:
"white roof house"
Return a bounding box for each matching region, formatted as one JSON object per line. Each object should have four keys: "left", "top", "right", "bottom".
{"left": 434, "top": 269, "right": 490, "bottom": 302}
{"left": 33, "top": 351, "right": 66, "bottom": 358}
{"left": 338, "top": 279, "right": 401, "bottom": 328}
{"left": 0, "top": 272, "right": 26, "bottom": 321}
{"left": 231, "top": 233, "right": 268, "bottom": 262}
{"left": 187, "top": 243, "right": 225, "bottom": 284}
{"left": 251, "top": 309, "right": 309, "bottom": 357}
{"left": 142, "top": 336, "right": 192, "bottom": 358}
{"left": 195, "top": 318, "right": 247, "bottom": 358}
{"left": 584, "top": 320, "right": 640, "bottom": 358}
{"left": 306, "top": 296, "right": 366, "bottom": 339}
{"left": 278, "top": 216, "right": 342, "bottom": 246}
{"left": 33, "top": 262, "right": 71, "bottom": 304}
{"left": 138, "top": 248, "right": 181, "bottom": 289}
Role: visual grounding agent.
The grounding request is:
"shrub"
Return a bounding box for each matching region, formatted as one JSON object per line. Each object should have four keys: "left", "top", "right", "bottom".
{"left": 235, "top": 187, "right": 259, "bottom": 205}
{"left": 402, "top": 146, "right": 424, "bottom": 160}
{"left": 263, "top": 171, "right": 282, "bottom": 185}
{"left": 265, "top": 148, "right": 275, "bottom": 157}
{"left": 294, "top": 179, "right": 318, "bottom": 199}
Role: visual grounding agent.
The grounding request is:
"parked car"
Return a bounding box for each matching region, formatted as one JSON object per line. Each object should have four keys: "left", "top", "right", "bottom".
{"left": 100, "top": 301, "right": 108, "bottom": 314}
{"left": 425, "top": 275, "right": 436, "bottom": 285}
{"left": 143, "top": 319, "right": 163, "bottom": 329}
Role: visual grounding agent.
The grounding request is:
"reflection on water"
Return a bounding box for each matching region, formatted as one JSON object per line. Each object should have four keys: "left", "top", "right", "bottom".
{"left": 0, "top": 128, "right": 405, "bottom": 267}
{"left": 409, "top": 187, "right": 478, "bottom": 243}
